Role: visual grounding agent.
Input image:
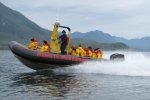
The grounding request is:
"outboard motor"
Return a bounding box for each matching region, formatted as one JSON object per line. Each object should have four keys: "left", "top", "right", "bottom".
{"left": 110, "top": 53, "right": 125, "bottom": 61}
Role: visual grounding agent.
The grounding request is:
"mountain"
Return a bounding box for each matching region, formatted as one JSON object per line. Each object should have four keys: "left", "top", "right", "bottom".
{"left": 0, "top": 2, "right": 51, "bottom": 48}
{"left": 71, "top": 38, "right": 129, "bottom": 51}
{"left": 71, "top": 30, "right": 150, "bottom": 51}
{"left": 0, "top": 2, "right": 129, "bottom": 50}
{"left": 72, "top": 30, "right": 116, "bottom": 43}
{"left": 127, "top": 37, "right": 150, "bottom": 51}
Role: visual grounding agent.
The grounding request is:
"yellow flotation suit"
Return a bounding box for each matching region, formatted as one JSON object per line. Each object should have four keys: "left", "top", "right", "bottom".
{"left": 76, "top": 46, "right": 86, "bottom": 57}
{"left": 92, "top": 52, "right": 97, "bottom": 58}
{"left": 40, "top": 44, "right": 49, "bottom": 52}
{"left": 68, "top": 47, "right": 77, "bottom": 56}
{"left": 50, "top": 23, "right": 60, "bottom": 53}
{"left": 27, "top": 41, "right": 38, "bottom": 50}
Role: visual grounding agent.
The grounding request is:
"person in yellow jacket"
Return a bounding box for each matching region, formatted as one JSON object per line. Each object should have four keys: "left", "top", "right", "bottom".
{"left": 27, "top": 38, "right": 38, "bottom": 50}
{"left": 68, "top": 45, "right": 77, "bottom": 56}
{"left": 40, "top": 40, "right": 51, "bottom": 52}
{"left": 76, "top": 45, "right": 86, "bottom": 57}
{"left": 92, "top": 51, "right": 97, "bottom": 58}
{"left": 97, "top": 52, "right": 103, "bottom": 59}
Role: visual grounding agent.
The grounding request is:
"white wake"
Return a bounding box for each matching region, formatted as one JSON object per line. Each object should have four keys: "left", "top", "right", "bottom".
{"left": 55, "top": 52, "right": 150, "bottom": 76}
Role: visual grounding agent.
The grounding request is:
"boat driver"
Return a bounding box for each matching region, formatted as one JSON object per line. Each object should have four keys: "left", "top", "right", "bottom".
{"left": 59, "top": 30, "right": 68, "bottom": 54}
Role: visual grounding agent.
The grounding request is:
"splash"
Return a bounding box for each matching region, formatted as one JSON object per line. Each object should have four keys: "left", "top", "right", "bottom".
{"left": 55, "top": 52, "right": 150, "bottom": 76}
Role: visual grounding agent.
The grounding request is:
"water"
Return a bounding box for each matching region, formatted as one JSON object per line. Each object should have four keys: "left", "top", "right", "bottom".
{"left": 0, "top": 50, "right": 150, "bottom": 100}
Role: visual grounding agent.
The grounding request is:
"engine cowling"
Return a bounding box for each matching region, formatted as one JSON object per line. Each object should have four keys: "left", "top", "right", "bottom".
{"left": 110, "top": 53, "right": 125, "bottom": 61}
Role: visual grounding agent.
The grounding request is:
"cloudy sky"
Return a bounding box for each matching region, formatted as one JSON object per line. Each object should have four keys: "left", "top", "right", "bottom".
{"left": 1, "top": 0, "right": 150, "bottom": 39}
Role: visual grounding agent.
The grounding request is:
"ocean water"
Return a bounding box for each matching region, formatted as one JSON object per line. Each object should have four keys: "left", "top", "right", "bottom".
{"left": 0, "top": 50, "right": 150, "bottom": 100}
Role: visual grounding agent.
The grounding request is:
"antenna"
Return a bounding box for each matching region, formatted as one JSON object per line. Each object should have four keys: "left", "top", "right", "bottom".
{"left": 56, "top": 7, "right": 60, "bottom": 22}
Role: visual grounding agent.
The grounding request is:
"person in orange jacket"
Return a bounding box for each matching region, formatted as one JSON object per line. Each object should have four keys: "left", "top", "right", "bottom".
{"left": 84, "top": 47, "right": 88, "bottom": 56}
{"left": 27, "top": 38, "right": 38, "bottom": 50}
{"left": 86, "top": 46, "right": 93, "bottom": 57}
{"left": 94, "top": 48, "right": 103, "bottom": 59}
{"left": 40, "top": 40, "right": 51, "bottom": 52}
{"left": 84, "top": 47, "right": 91, "bottom": 57}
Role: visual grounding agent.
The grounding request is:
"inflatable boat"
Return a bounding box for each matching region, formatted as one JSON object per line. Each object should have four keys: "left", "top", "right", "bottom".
{"left": 9, "top": 41, "right": 91, "bottom": 70}
{"left": 9, "top": 41, "right": 124, "bottom": 70}
{"left": 8, "top": 23, "right": 125, "bottom": 70}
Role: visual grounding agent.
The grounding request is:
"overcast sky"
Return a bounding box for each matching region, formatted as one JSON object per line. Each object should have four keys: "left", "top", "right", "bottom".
{"left": 1, "top": 0, "right": 150, "bottom": 39}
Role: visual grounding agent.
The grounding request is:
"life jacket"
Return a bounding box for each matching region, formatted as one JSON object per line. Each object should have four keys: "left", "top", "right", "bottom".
{"left": 40, "top": 44, "right": 49, "bottom": 52}
{"left": 27, "top": 41, "right": 38, "bottom": 50}
{"left": 92, "top": 51, "right": 97, "bottom": 58}
{"left": 46, "top": 43, "right": 51, "bottom": 52}
{"left": 68, "top": 47, "right": 75, "bottom": 55}
{"left": 72, "top": 50, "right": 77, "bottom": 56}
{"left": 84, "top": 48, "right": 89, "bottom": 56}
{"left": 76, "top": 48, "right": 80, "bottom": 56}
{"left": 76, "top": 47, "right": 85, "bottom": 56}
{"left": 87, "top": 49, "right": 93, "bottom": 57}
{"left": 68, "top": 48, "right": 73, "bottom": 55}
{"left": 95, "top": 50, "right": 103, "bottom": 59}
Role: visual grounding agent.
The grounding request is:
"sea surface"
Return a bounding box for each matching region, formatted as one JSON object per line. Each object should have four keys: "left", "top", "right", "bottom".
{"left": 0, "top": 50, "right": 150, "bottom": 100}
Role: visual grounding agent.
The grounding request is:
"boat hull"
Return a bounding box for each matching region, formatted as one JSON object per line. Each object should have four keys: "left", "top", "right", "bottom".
{"left": 9, "top": 41, "right": 91, "bottom": 70}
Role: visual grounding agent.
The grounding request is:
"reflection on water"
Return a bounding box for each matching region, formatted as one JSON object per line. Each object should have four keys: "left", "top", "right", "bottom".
{"left": 0, "top": 50, "right": 95, "bottom": 100}
{"left": 11, "top": 70, "right": 88, "bottom": 99}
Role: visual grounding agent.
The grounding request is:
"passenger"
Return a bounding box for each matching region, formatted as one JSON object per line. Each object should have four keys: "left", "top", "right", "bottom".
{"left": 86, "top": 46, "right": 93, "bottom": 57}
{"left": 92, "top": 50, "right": 97, "bottom": 58}
{"left": 40, "top": 40, "right": 51, "bottom": 52}
{"left": 76, "top": 45, "right": 86, "bottom": 57}
{"left": 84, "top": 47, "right": 93, "bottom": 57}
{"left": 94, "top": 48, "right": 103, "bottom": 59}
{"left": 27, "top": 38, "right": 38, "bottom": 50}
{"left": 59, "top": 30, "right": 68, "bottom": 54}
{"left": 84, "top": 47, "right": 88, "bottom": 56}
{"left": 68, "top": 45, "right": 77, "bottom": 56}
{"left": 68, "top": 46, "right": 72, "bottom": 55}
{"left": 84, "top": 47, "right": 90, "bottom": 57}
